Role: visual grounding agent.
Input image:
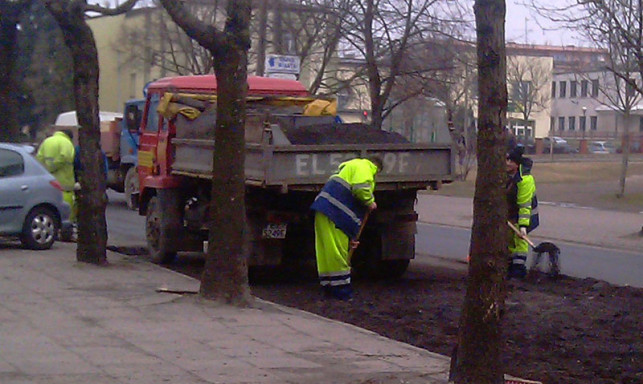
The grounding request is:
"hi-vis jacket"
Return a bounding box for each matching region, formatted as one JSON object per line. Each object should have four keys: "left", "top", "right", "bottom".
{"left": 507, "top": 157, "right": 539, "bottom": 233}
{"left": 36, "top": 131, "right": 76, "bottom": 190}
{"left": 310, "top": 158, "right": 378, "bottom": 238}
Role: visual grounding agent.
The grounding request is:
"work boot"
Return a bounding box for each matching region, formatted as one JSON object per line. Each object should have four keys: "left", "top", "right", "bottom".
{"left": 329, "top": 284, "right": 353, "bottom": 301}
{"left": 507, "top": 261, "right": 527, "bottom": 280}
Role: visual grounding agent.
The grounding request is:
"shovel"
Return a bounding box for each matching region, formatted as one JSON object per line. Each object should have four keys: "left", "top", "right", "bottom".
{"left": 507, "top": 221, "right": 560, "bottom": 278}
{"left": 347, "top": 211, "right": 370, "bottom": 266}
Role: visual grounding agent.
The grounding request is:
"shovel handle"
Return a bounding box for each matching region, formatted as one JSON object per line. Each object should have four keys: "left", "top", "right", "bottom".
{"left": 507, "top": 221, "right": 536, "bottom": 248}
{"left": 348, "top": 211, "right": 370, "bottom": 264}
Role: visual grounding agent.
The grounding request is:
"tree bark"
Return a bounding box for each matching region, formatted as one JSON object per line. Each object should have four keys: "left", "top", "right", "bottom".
{"left": 201, "top": 2, "right": 253, "bottom": 305}
{"left": 44, "top": 0, "right": 137, "bottom": 264}
{"left": 159, "top": 0, "right": 253, "bottom": 305}
{"left": 618, "top": 111, "right": 630, "bottom": 197}
{"left": 452, "top": 0, "right": 508, "bottom": 383}
{"left": 44, "top": 1, "right": 107, "bottom": 264}
{"left": 0, "top": 1, "right": 31, "bottom": 142}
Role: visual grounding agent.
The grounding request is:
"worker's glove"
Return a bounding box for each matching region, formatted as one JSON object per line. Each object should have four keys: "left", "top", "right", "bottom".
{"left": 74, "top": 182, "right": 82, "bottom": 191}
{"left": 349, "top": 240, "right": 360, "bottom": 250}
{"left": 519, "top": 226, "right": 528, "bottom": 238}
{"left": 367, "top": 202, "right": 377, "bottom": 211}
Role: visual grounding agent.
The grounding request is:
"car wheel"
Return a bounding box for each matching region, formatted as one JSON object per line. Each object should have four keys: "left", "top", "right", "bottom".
{"left": 146, "top": 196, "right": 177, "bottom": 264}
{"left": 124, "top": 167, "right": 139, "bottom": 211}
{"left": 20, "top": 206, "right": 58, "bottom": 250}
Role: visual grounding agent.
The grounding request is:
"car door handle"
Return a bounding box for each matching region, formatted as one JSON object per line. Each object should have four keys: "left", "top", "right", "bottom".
{"left": 21, "top": 185, "right": 29, "bottom": 191}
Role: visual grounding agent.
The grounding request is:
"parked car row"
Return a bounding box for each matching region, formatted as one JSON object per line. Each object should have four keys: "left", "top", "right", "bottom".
{"left": 522, "top": 136, "right": 629, "bottom": 154}
{"left": 0, "top": 143, "right": 70, "bottom": 250}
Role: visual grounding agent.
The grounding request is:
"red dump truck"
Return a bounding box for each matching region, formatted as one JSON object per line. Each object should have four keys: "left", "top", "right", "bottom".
{"left": 135, "top": 75, "right": 454, "bottom": 278}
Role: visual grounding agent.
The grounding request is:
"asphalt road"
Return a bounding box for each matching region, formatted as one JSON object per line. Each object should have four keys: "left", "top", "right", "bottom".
{"left": 105, "top": 190, "right": 642, "bottom": 288}
{"left": 415, "top": 222, "right": 643, "bottom": 288}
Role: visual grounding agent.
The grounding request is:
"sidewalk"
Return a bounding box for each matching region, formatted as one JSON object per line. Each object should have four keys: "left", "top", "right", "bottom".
{"left": 417, "top": 193, "right": 643, "bottom": 252}
{"left": 0, "top": 241, "right": 450, "bottom": 384}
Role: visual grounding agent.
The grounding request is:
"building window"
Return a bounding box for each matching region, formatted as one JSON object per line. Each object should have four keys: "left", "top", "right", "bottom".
{"left": 282, "top": 32, "right": 296, "bottom": 55}
{"left": 512, "top": 81, "right": 531, "bottom": 102}
{"left": 558, "top": 116, "right": 565, "bottom": 131}
{"left": 129, "top": 73, "right": 137, "bottom": 99}
{"left": 551, "top": 81, "right": 557, "bottom": 98}
{"left": 550, "top": 116, "right": 555, "bottom": 131}
{"left": 569, "top": 116, "right": 576, "bottom": 131}
{"left": 570, "top": 81, "right": 577, "bottom": 97}
{"left": 640, "top": 116, "right": 643, "bottom": 132}
{"left": 591, "top": 79, "right": 599, "bottom": 97}
{"left": 626, "top": 79, "right": 636, "bottom": 99}
{"left": 581, "top": 80, "right": 589, "bottom": 97}
{"left": 580, "top": 116, "right": 586, "bottom": 131}
{"left": 559, "top": 81, "right": 567, "bottom": 98}
{"left": 591, "top": 116, "right": 598, "bottom": 131}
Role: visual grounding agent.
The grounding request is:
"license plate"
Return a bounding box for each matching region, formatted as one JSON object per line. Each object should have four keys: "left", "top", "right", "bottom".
{"left": 262, "top": 223, "right": 287, "bottom": 239}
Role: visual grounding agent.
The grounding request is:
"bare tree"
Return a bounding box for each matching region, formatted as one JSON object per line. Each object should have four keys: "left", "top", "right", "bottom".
{"left": 116, "top": 1, "right": 221, "bottom": 77}
{"left": 158, "top": 0, "right": 253, "bottom": 305}
{"left": 115, "top": 1, "right": 341, "bottom": 95}
{"left": 259, "top": 0, "right": 342, "bottom": 94}
{"left": 451, "top": 0, "right": 508, "bottom": 382}
{"left": 0, "top": 0, "right": 33, "bottom": 142}
{"left": 507, "top": 55, "right": 551, "bottom": 140}
{"left": 43, "top": 0, "right": 138, "bottom": 265}
{"left": 328, "top": 0, "right": 462, "bottom": 129}
{"left": 533, "top": 0, "right": 642, "bottom": 196}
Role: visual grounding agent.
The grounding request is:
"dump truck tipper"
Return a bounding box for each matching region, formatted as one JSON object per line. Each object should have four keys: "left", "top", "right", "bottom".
{"left": 136, "top": 75, "right": 454, "bottom": 278}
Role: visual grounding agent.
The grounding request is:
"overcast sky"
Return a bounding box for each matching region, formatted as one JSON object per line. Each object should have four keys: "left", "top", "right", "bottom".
{"left": 505, "top": 0, "right": 587, "bottom": 46}
{"left": 99, "top": 0, "right": 588, "bottom": 47}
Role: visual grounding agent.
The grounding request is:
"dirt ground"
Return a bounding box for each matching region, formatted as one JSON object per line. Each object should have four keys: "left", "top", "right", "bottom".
{"left": 151, "top": 156, "right": 643, "bottom": 384}
{"left": 246, "top": 262, "right": 641, "bottom": 384}
{"left": 156, "top": 255, "right": 642, "bottom": 384}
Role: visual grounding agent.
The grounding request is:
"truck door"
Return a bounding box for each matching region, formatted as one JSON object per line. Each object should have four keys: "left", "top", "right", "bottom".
{"left": 120, "top": 99, "right": 144, "bottom": 167}
{"left": 138, "top": 93, "right": 161, "bottom": 183}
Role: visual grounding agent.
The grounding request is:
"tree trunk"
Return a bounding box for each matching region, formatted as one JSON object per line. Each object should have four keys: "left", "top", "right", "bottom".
{"left": 45, "top": 3, "right": 108, "bottom": 265}
{"left": 452, "top": 0, "right": 508, "bottom": 383}
{"left": 199, "top": 1, "right": 253, "bottom": 305}
{"left": 617, "top": 112, "right": 630, "bottom": 197}
{"left": 0, "top": 3, "right": 24, "bottom": 142}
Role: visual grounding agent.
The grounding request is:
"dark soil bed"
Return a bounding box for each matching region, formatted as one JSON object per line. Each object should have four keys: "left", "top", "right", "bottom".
{"left": 254, "top": 264, "right": 643, "bottom": 384}
{"left": 150, "top": 253, "right": 642, "bottom": 384}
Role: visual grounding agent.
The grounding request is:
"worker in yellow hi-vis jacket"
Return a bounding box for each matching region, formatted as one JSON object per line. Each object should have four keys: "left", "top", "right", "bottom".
{"left": 506, "top": 145, "right": 539, "bottom": 279}
{"left": 37, "top": 129, "right": 76, "bottom": 222}
{"left": 310, "top": 156, "right": 383, "bottom": 300}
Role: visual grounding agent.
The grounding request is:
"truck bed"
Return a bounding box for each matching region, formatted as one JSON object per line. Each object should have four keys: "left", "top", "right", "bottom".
{"left": 171, "top": 138, "right": 454, "bottom": 191}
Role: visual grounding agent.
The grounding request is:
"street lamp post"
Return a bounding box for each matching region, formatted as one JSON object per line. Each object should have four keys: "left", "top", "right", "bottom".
{"left": 581, "top": 106, "right": 587, "bottom": 139}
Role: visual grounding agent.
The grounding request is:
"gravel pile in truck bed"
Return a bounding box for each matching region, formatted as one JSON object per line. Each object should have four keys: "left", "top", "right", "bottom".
{"left": 282, "top": 123, "right": 409, "bottom": 145}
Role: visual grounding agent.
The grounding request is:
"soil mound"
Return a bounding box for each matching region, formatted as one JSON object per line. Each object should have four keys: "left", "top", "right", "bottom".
{"left": 283, "top": 122, "right": 409, "bottom": 145}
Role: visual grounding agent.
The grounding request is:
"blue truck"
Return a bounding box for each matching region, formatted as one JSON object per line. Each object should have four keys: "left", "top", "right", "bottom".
{"left": 115, "top": 99, "right": 145, "bottom": 210}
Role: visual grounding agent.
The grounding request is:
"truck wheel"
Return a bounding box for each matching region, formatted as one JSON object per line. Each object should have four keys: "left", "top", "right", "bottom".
{"left": 20, "top": 206, "right": 58, "bottom": 250}
{"left": 145, "top": 196, "right": 177, "bottom": 264}
{"left": 376, "top": 260, "right": 410, "bottom": 279}
{"left": 124, "top": 167, "right": 139, "bottom": 211}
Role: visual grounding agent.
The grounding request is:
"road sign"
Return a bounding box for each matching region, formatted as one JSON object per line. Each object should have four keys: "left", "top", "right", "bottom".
{"left": 265, "top": 54, "right": 300, "bottom": 75}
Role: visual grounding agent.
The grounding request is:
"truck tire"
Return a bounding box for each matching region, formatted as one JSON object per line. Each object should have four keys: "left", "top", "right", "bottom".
{"left": 352, "top": 231, "right": 410, "bottom": 279}
{"left": 145, "top": 196, "right": 177, "bottom": 264}
{"left": 124, "top": 167, "right": 139, "bottom": 211}
{"left": 376, "top": 259, "right": 410, "bottom": 279}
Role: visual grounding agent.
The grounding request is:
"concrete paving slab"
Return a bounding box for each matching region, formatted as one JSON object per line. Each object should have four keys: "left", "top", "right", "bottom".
{"left": 0, "top": 242, "right": 452, "bottom": 384}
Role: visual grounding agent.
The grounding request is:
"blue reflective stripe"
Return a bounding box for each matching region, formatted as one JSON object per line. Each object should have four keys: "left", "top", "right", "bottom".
{"left": 311, "top": 178, "right": 367, "bottom": 238}
{"left": 316, "top": 191, "right": 361, "bottom": 226}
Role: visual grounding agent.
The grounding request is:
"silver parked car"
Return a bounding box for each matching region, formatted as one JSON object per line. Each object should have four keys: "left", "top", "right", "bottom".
{"left": 0, "top": 143, "right": 70, "bottom": 249}
{"left": 588, "top": 141, "right": 616, "bottom": 154}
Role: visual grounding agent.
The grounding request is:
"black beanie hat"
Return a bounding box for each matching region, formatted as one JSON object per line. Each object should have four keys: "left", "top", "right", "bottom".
{"left": 507, "top": 145, "right": 525, "bottom": 164}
